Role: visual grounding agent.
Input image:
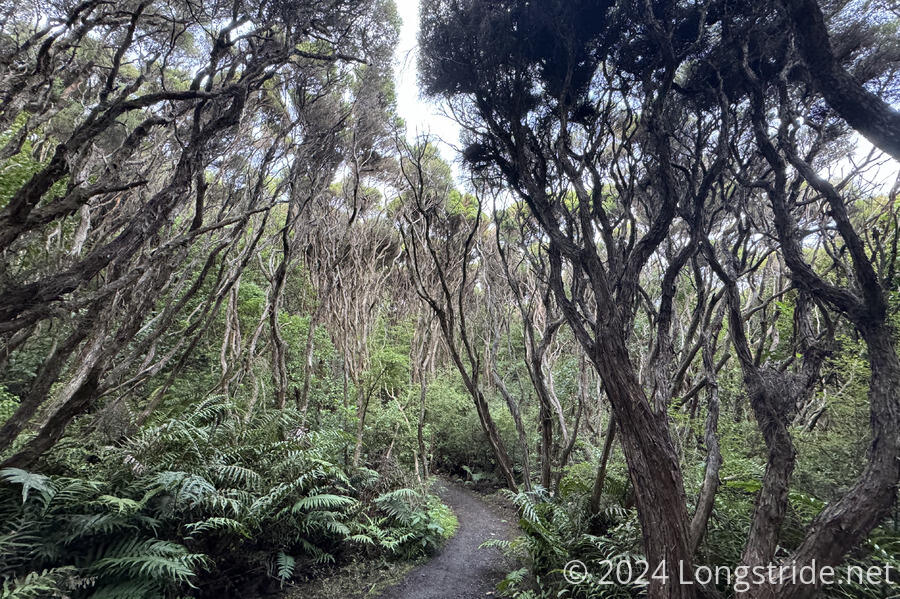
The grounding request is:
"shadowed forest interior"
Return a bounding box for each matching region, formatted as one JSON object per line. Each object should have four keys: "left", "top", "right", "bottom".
{"left": 0, "top": 0, "right": 899, "bottom": 597}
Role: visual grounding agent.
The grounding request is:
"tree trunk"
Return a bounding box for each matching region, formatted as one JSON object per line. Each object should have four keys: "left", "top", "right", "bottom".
{"left": 554, "top": 373, "right": 583, "bottom": 495}
{"left": 298, "top": 305, "right": 321, "bottom": 412}
{"left": 0, "top": 320, "right": 90, "bottom": 452}
{"left": 590, "top": 337, "right": 698, "bottom": 599}
{"left": 772, "top": 327, "right": 900, "bottom": 599}
{"left": 690, "top": 309, "right": 724, "bottom": 553}
{"left": 590, "top": 413, "right": 617, "bottom": 515}
{"left": 3, "top": 367, "right": 102, "bottom": 469}
{"left": 352, "top": 385, "right": 369, "bottom": 467}
{"left": 436, "top": 312, "right": 518, "bottom": 490}
{"left": 781, "top": 0, "right": 900, "bottom": 161}
{"left": 537, "top": 403, "right": 553, "bottom": 489}
{"left": 460, "top": 369, "right": 518, "bottom": 491}
{"left": 740, "top": 374, "right": 797, "bottom": 578}
{"left": 523, "top": 318, "right": 565, "bottom": 489}
{"left": 493, "top": 369, "right": 532, "bottom": 490}
{"left": 417, "top": 374, "right": 429, "bottom": 479}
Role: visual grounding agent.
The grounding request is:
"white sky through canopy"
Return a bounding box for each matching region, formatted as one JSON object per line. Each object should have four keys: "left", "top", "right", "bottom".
{"left": 390, "top": 0, "right": 898, "bottom": 194}
{"left": 393, "top": 0, "right": 463, "bottom": 164}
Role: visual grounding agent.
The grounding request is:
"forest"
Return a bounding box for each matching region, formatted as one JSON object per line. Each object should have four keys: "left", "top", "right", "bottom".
{"left": 0, "top": 0, "right": 898, "bottom": 598}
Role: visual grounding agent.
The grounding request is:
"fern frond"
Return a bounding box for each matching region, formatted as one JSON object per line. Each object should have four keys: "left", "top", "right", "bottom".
{"left": 87, "top": 538, "right": 206, "bottom": 585}
{"left": 1, "top": 469, "right": 56, "bottom": 506}
{"left": 185, "top": 517, "right": 250, "bottom": 540}
{"left": 292, "top": 494, "right": 355, "bottom": 513}
{"left": 92, "top": 495, "right": 141, "bottom": 514}
{"left": 275, "top": 551, "right": 295, "bottom": 582}
{"left": 0, "top": 566, "right": 78, "bottom": 598}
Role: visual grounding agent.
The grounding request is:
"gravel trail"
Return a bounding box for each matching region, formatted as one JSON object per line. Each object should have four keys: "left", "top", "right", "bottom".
{"left": 379, "top": 480, "right": 517, "bottom": 599}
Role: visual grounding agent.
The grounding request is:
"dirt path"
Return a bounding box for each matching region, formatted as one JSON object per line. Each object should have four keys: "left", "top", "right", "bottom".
{"left": 378, "top": 479, "right": 517, "bottom": 599}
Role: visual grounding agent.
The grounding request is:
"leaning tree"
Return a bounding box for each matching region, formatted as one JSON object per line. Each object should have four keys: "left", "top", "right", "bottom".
{"left": 419, "top": 0, "right": 900, "bottom": 597}
{"left": 0, "top": 0, "right": 399, "bottom": 465}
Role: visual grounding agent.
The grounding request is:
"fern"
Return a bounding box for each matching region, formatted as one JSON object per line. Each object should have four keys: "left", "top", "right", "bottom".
{"left": 185, "top": 517, "right": 250, "bottom": 539}
{"left": 0, "top": 397, "right": 455, "bottom": 596}
{"left": 275, "top": 551, "right": 295, "bottom": 583}
{"left": 494, "top": 485, "right": 644, "bottom": 598}
{"left": 0, "top": 567, "right": 77, "bottom": 598}
{"left": 85, "top": 537, "right": 206, "bottom": 583}
{"left": 92, "top": 495, "right": 141, "bottom": 514}
{"left": 1, "top": 468, "right": 55, "bottom": 506}
{"left": 292, "top": 493, "right": 356, "bottom": 512}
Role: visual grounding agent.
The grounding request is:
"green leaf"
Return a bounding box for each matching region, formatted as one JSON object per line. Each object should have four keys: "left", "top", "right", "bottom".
{"left": 1, "top": 468, "right": 55, "bottom": 505}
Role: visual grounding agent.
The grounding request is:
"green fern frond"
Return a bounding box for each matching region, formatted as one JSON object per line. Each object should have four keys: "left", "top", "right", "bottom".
{"left": 1, "top": 469, "right": 56, "bottom": 506}
{"left": 0, "top": 566, "right": 77, "bottom": 598}
{"left": 185, "top": 517, "right": 250, "bottom": 539}
{"left": 347, "top": 533, "right": 374, "bottom": 545}
{"left": 208, "top": 464, "right": 262, "bottom": 490}
{"left": 275, "top": 551, "right": 295, "bottom": 582}
{"left": 297, "top": 538, "right": 334, "bottom": 564}
{"left": 92, "top": 495, "right": 141, "bottom": 514}
{"left": 87, "top": 538, "right": 206, "bottom": 585}
{"left": 292, "top": 494, "right": 355, "bottom": 512}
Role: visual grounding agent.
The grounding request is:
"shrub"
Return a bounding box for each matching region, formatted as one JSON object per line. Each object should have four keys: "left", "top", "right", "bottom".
{"left": 0, "top": 398, "right": 456, "bottom": 597}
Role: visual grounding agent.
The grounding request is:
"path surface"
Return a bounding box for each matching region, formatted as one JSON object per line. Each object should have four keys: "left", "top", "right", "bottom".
{"left": 379, "top": 480, "right": 516, "bottom": 599}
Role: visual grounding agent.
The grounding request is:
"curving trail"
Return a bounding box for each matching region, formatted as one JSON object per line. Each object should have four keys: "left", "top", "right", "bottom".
{"left": 379, "top": 479, "right": 517, "bottom": 599}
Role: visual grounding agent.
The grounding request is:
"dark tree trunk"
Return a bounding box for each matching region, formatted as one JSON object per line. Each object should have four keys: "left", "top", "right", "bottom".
{"left": 740, "top": 374, "right": 797, "bottom": 575}
{"left": 590, "top": 413, "right": 617, "bottom": 516}
{"left": 449, "top": 349, "right": 517, "bottom": 491}
{"left": 744, "top": 94, "right": 900, "bottom": 596}
{"left": 774, "top": 328, "right": 900, "bottom": 598}
{"left": 781, "top": 0, "right": 900, "bottom": 161}
{"left": 523, "top": 318, "right": 564, "bottom": 490}
{"left": 3, "top": 368, "right": 101, "bottom": 469}
{"left": 493, "top": 369, "right": 532, "bottom": 491}
{"left": 689, "top": 308, "right": 724, "bottom": 552}
{"left": 0, "top": 318, "right": 92, "bottom": 452}
{"left": 590, "top": 336, "right": 698, "bottom": 599}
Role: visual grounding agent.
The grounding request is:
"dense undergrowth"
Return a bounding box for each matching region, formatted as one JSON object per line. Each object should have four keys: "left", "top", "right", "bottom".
{"left": 491, "top": 434, "right": 900, "bottom": 599}
{"left": 1, "top": 0, "right": 899, "bottom": 597}
{"left": 491, "top": 481, "right": 899, "bottom": 599}
{"left": 0, "top": 399, "right": 456, "bottom": 598}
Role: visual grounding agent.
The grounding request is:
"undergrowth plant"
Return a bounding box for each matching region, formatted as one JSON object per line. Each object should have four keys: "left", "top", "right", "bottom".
{"left": 494, "top": 470, "right": 900, "bottom": 599}
{"left": 487, "top": 483, "right": 644, "bottom": 599}
{"left": 0, "top": 398, "right": 455, "bottom": 598}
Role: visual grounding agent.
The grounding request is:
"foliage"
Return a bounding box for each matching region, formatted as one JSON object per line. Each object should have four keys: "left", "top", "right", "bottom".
{"left": 424, "top": 370, "right": 520, "bottom": 477}
{"left": 488, "top": 485, "right": 642, "bottom": 598}
{"left": 1, "top": 0, "right": 900, "bottom": 597}
{"left": 0, "top": 398, "right": 455, "bottom": 597}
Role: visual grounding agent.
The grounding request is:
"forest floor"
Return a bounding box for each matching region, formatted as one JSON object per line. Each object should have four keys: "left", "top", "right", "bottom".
{"left": 379, "top": 478, "right": 517, "bottom": 599}
{"left": 284, "top": 477, "right": 517, "bottom": 599}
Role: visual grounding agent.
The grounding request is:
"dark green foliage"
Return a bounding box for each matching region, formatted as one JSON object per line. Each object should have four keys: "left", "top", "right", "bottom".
{"left": 423, "top": 369, "right": 520, "bottom": 477}
{"left": 364, "top": 487, "right": 458, "bottom": 559}
{"left": 0, "top": 398, "right": 455, "bottom": 597}
{"left": 488, "top": 486, "right": 642, "bottom": 598}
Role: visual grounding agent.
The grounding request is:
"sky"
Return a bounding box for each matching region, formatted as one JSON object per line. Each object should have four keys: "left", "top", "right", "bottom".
{"left": 393, "top": 0, "right": 463, "bottom": 164}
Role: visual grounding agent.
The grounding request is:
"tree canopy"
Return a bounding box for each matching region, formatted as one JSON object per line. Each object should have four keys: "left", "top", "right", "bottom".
{"left": 0, "top": 1, "right": 898, "bottom": 598}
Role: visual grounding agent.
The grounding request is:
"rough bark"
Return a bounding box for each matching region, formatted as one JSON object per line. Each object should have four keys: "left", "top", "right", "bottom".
{"left": 776, "top": 327, "right": 900, "bottom": 599}
{"left": 589, "top": 413, "right": 617, "bottom": 516}
{"left": 0, "top": 316, "right": 92, "bottom": 452}
{"left": 689, "top": 305, "right": 725, "bottom": 553}
{"left": 398, "top": 142, "right": 518, "bottom": 491}
{"left": 298, "top": 304, "right": 322, "bottom": 413}
{"left": 492, "top": 368, "right": 532, "bottom": 491}
{"left": 781, "top": 0, "right": 900, "bottom": 161}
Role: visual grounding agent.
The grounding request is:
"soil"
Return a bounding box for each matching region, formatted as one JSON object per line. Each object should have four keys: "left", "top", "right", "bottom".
{"left": 377, "top": 478, "right": 518, "bottom": 599}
